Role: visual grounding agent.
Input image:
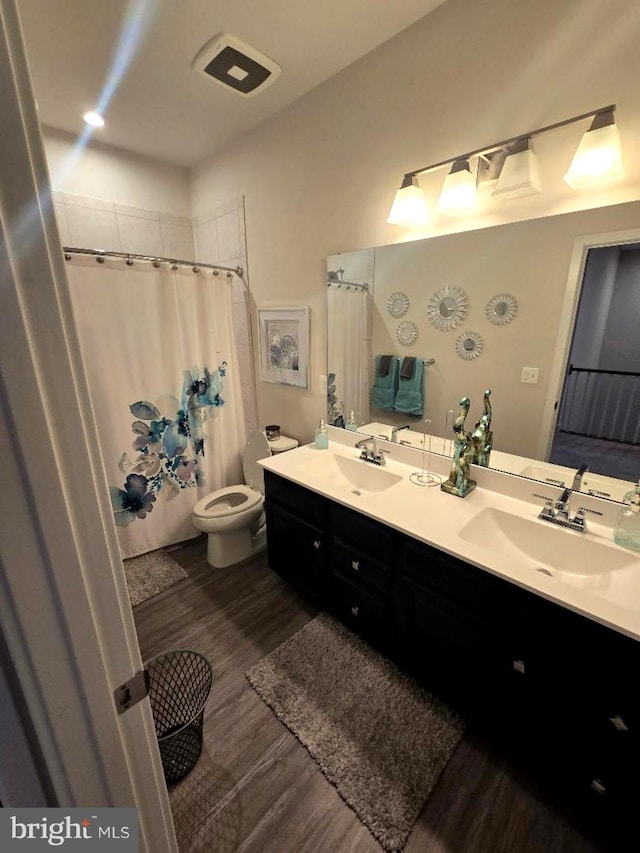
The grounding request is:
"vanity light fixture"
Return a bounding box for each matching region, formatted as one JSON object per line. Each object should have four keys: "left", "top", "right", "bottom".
{"left": 563, "top": 108, "right": 624, "bottom": 188}
{"left": 435, "top": 159, "right": 478, "bottom": 215}
{"left": 492, "top": 137, "right": 541, "bottom": 202}
{"left": 386, "top": 175, "right": 430, "bottom": 227}
{"left": 387, "top": 104, "right": 623, "bottom": 227}
{"left": 83, "top": 110, "right": 105, "bottom": 127}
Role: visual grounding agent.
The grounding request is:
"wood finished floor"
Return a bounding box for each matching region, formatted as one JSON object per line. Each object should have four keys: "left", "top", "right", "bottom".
{"left": 133, "top": 537, "right": 613, "bottom": 853}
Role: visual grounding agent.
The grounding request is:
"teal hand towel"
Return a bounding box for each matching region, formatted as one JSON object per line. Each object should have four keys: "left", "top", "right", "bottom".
{"left": 372, "top": 355, "right": 399, "bottom": 412}
{"left": 394, "top": 358, "right": 424, "bottom": 416}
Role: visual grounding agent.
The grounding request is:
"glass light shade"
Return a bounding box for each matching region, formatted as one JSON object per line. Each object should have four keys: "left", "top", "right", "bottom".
{"left": 386, "top": 181, "right": 430, "bottom": 227}
{"left": 436, "top": 163, "right": 478, "bottom": 215}
{"left": 563, "top": 123, "right": 624, "bottom": 188}
{"left": 83, "top": 111, "right": 105, "bottom": 127}
{"left": 492, "top": 148, "right": 541, "bottom": 202}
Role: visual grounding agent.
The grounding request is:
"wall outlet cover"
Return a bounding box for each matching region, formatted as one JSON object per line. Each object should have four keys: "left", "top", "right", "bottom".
{"left": 521, "top": 367, "right": 539, "bottom": 384}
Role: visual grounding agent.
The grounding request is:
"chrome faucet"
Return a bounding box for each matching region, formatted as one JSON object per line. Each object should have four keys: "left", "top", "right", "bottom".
{"left": 572, "top": 463, "right": 589, "bottom": 491}
{"left": 354, "top": 436, "right": 387, "bottom": 466}
{"left": 537, "top": 464, "right": 598, "bottom": 532}
{"left": 390, "top": 424, "right": 410, "bottom": 443}
{"left": 555, "top": 464, "right": 589, "bottom": 517}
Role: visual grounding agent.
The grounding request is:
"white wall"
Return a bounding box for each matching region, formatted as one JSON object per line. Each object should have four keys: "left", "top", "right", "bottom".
{"left": 189, "top": 0, "right": 640, "bottom": 447}
{"left": 43, "top": 126, "right": 192, "bottom": 217}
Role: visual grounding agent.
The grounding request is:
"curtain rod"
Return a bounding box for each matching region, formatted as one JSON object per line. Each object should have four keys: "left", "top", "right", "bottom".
{"left": 63, "top": 246, "right": 244, "bottom": 277}
{"left": 326, "top": 279, "right": 369, "bottom": 291}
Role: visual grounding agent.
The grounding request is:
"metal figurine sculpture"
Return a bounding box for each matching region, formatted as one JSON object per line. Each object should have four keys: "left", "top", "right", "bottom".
{"left": 472, "top": 389, "right": 493, "bottom": 467}
{"left": 441, "top": 396, "right": 477, "bottom": 497}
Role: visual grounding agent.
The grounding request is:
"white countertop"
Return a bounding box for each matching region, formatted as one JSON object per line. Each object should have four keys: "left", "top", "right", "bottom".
{"left": 260, "top": 428, "right": 640, "bottom": 641}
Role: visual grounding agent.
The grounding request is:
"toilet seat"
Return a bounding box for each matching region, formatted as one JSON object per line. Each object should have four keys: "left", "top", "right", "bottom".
{"left": 193, "top": 484, "right": 262, "bottom": 520}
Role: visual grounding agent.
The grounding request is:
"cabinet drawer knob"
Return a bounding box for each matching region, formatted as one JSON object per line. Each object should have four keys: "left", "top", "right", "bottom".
{"left": 609, "top": 714, "right": 629, "bottom": 732}
{"left": 512, "top": 659, "right": 526, "bottom": 675}
{"left": 351, "top": 560, "right": 360, "bottom": 571}
{"left": 590, "top": 778, "right": 606, "bottom": 795}
{"left": 351, "top": 605, "right": 359, "bottom": 617}
{"left": 313, "top": 540, "right": 321, "bottom": 550}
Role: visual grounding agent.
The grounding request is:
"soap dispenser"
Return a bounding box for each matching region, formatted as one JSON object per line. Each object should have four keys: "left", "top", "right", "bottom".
{"left": 346, "top": 411, "right": 358, "bottom": 431}
{"left": 614, "top": 481, "right": 640, "bottom": 552}
{"left": 315, "top": 418, "right": 329, "bottom": 449}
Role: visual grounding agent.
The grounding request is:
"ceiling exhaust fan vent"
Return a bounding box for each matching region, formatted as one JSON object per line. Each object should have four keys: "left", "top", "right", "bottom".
{"left": 192, "top": 33, "right": 281, "bottom": 98}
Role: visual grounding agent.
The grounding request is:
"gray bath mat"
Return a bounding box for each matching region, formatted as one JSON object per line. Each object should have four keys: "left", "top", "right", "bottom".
{"left": 123, "top": 548, "right": 188, "bottom": 606}
{"left": 246, "top": 613, "right": 464, "bottom": 851}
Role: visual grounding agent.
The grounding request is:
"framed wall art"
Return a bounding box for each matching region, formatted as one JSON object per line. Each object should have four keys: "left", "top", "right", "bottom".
{"left": 258, "top": 306, "right": 310, "bottom": 388}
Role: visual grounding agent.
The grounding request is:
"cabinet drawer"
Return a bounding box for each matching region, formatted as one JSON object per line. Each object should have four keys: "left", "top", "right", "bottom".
{"left": 402, "top": 538, "right": 522, "bottom": 624}
{"left": 330, "top": 504, "right": 394, "bottom": 559}
{"left": 332, "top": 538, "right": 393, "bottom": 594}
{"left": 264, "top": 471, "right": 327, "bottom": 526}
{"left": 332, "top": 572, "right": 392, "bottom": 642}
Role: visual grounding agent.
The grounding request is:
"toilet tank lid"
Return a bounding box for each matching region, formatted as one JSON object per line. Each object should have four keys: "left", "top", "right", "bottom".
{"left": 242, "top": 430, "right": 271, "bottom": 491}
{"left": 268, "top": 435, "right": 298, "bottom": 453}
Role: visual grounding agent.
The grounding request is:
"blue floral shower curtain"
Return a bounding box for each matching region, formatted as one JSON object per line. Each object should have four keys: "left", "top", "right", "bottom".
{"left": 66, "top": 256, "right": 246, "bottom": 559}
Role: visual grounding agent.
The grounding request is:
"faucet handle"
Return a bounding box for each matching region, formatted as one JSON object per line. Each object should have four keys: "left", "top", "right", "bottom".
{"left": 375, "top": 448, "right": 390, "bottom": 466}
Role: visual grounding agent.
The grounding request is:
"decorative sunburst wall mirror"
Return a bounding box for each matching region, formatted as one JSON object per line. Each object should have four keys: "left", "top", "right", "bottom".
{"left": 485, "top": 293, "right": 518, "bottom": 326}
{"left": 395, "top": 320, "right": 419, "bottom": 347}
{"left": 387, "top": 291, "right": 410, "bottom": 318}
{"left": 455, "top": 330, "right": 484, "bottom": 360}
{"left": 427, "top": 285, "right": 468, "bottom": 331}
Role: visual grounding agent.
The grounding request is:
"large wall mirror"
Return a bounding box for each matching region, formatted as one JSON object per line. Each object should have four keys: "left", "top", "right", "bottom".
{"left": 327, "top": 200, "right": 640, "bottom": 503}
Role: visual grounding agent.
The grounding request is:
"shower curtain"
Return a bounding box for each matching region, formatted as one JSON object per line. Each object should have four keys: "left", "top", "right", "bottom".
{"left": 327, "top": 283, "right": 371, "bottom": 427}
{"left": 66, "top": 256, "right": 246, "bottom": 559}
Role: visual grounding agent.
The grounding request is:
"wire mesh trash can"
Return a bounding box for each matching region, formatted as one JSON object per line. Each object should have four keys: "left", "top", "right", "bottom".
{"left": 145, "top": 649, "right": 213, "bottom": 785}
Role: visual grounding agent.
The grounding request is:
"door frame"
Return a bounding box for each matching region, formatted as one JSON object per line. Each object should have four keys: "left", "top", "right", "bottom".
{"left": 538, "top": 223, "right": 640, "bottom": 461}
{"left": 0, "top": 2, "right": 176, "bottom": 848}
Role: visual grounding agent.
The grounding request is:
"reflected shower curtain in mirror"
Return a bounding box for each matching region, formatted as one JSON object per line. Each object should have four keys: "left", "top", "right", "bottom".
{"left": 327, "top": 283, "right": 371, "bottom": 427}
{"left": 66, "top": 256, "right": 246, "bottom": 559}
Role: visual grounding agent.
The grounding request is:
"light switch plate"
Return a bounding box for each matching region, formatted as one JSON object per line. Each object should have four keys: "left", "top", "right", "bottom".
{"left": 521, "top": 367, "right": 539, "bottom": 384}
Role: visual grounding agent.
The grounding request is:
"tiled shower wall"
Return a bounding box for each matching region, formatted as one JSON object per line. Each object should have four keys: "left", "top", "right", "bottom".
{"left": 53, "top": 191, "right": 257, "bottom": 436}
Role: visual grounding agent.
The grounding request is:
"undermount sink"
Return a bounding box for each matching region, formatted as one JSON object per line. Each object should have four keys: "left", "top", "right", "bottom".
{"left": 459, "top": 507, "right": 639, "bottom": 608}
{"left": 295, "top": 451, "right": 402, "bottom": 494}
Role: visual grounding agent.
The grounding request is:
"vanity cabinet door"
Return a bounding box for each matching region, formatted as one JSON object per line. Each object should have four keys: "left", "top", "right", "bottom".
{"left": 396, "top": 572, "right": 513, "bottom": 715}
{"left": 265, "top": 501, "right": 327, "bottom": 603}
{"left": 332, "top": 572, "right": 392, "bottom": 648}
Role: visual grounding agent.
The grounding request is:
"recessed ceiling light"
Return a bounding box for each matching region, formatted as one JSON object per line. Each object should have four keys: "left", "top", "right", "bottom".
{"left": 83, "top": 111, "right": 105, "bottom": 127}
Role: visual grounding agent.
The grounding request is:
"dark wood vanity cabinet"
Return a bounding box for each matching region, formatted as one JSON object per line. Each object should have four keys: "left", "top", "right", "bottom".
{"left": 329, "top": 504, "right": 396, "bottom": 650}
{"left": 264, "top": 472, "right": 329, "bottom": 603}
{"left": 398, "top": 536, "right": 640, "bottom": 818}
{"left": 264, "top": 471, "right": 640, "bottom": 825}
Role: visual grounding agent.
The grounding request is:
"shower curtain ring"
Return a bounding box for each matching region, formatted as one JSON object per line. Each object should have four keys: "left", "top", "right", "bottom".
{"left": 152, "top": 259, "right": 160, "bottom": 268}
{"left": 171, "top": 261, "right": 178, "bottom": 271}
{"left": 226, "top": 271, "right": 232, "bottom": 277}
{"left": 96, "top": 255, "right": 105, "bottom": 264}
{"left": 126, "top": 255, "right": 134, "bottom": 266}
{"left": 213, "top": 269, "right": 219, "bottom": 276}
{"left": 64, "top": 253, "right": 71, "bottom": 261}
{"left": 192, "top": 265, "right": 199, "bottom": 273}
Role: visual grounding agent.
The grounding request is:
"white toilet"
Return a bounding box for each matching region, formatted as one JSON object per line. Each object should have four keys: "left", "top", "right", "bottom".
{"left": 192, "top": 430, "right": 298, "bottom": 568}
